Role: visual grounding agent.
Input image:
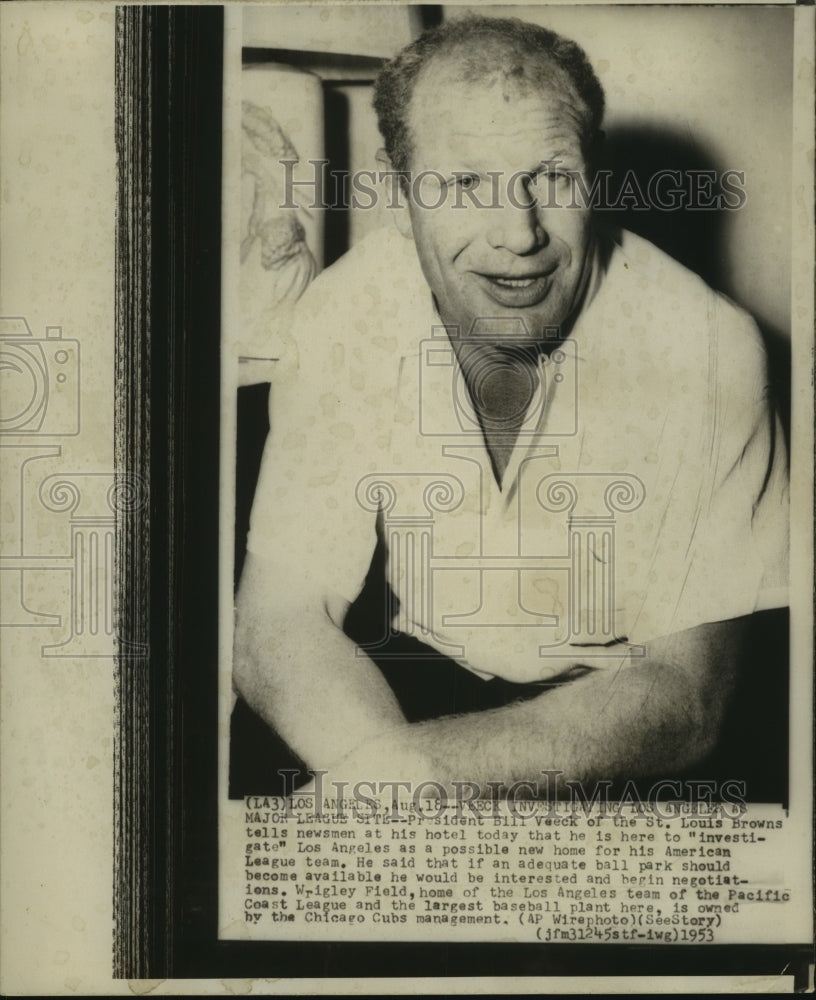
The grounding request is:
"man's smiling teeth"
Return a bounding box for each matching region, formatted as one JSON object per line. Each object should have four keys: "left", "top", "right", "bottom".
{"left": 492, "top": 276, "right": 536, "bottom": 287}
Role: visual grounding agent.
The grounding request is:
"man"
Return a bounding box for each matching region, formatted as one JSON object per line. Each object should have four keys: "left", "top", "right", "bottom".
{"left": 232, "top": 16, "right": 788, "bottom": 798}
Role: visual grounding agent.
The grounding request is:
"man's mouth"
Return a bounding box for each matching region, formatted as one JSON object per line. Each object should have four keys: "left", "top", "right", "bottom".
{"left": 492, "top": 276, "right": 538, "bottom": 288}
{"left": 476, "top": 268, "right": 557, "bottom": 307}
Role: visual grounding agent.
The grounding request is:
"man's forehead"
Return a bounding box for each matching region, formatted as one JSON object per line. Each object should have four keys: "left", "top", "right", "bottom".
{"left": 409, "top": 68, "right": 587, "bottom": 151}
{"left": 417, "top": 44, "right": 579, "bottom": 98}
{"left": 410, "top": 52, "right": 586, "bottom": 136}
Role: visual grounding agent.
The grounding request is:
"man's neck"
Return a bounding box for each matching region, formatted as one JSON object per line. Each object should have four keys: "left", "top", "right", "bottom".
{"left": 429, "top": 235, "right": 606, "bottom": 487}
{"left": 452, "top": 340, "right": 541, "bottom": 490}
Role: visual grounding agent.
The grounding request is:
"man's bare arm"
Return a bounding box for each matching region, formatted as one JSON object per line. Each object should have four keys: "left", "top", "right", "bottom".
{"left": 236, "top": 542, "right": 746, "bottom": 790}
{"left": 233, "top": 551, "right": 408, "bottom": 768}
{"left": 323, "top": 617, "right": 747, "bottom": 793}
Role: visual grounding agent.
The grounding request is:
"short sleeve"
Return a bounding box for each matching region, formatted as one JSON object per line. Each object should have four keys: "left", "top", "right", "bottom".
{"left": 627, "top": 298, "right": 789, "bottom": 642}
{"left": 245, "top": 299, "right": 381, "bottom": 611}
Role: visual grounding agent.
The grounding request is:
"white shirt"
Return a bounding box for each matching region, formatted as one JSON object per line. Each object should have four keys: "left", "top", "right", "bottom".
{"left": 247, "top": 226, "right": 789, "bottom": 683}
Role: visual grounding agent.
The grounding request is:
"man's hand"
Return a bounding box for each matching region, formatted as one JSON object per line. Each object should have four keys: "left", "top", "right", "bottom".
{"left": 485, "top": 641, "right": 642, "bottom": 684}
{"left": 295, "top": 736, "right": 443, "bottom": 806}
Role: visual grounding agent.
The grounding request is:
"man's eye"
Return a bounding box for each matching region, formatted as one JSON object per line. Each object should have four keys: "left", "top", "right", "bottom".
{"left": 529, "top": 172, "right": 573, "bottom": 202}
{"left": 453, "top": 174, "right": 479, "bottom": 190}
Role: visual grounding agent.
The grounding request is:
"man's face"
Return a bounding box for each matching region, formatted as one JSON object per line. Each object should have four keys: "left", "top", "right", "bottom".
{"left": 396, "top": 61, "right": 595, "bottom": 346}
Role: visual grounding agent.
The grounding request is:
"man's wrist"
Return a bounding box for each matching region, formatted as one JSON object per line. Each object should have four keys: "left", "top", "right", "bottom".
{"left": 308, "top": 725, "right": 443, "bottom": 798}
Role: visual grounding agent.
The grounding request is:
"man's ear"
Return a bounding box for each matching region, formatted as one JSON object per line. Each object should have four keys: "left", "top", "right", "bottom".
{"left": 375, "top": 148, "right": 414, "bottom": 241}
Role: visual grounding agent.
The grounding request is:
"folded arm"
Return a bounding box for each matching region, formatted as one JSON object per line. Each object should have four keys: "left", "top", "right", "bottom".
{"left": 366, "top": 617, "right": 745, "bottom": 792}
{"left": 234, "top": 550, "right": 746, "bottom": 794}
{"left": 234, "top": 551, "right": 408, "bottom": 768}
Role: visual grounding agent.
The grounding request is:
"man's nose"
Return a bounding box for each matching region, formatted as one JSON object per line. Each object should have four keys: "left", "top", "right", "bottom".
{"left": 485, "top": 179, "right": 548, "bottom": 255}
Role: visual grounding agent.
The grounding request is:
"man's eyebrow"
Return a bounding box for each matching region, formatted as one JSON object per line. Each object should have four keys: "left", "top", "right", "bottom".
{"left": 443, "top": 150, "right": 581, "bottom": 173}
{"left": 536, "top": 148, "right": 583, "bottom": 166}
{"left": 511, "top": 156, "right": 581, "bottom": 181}
{"left": 447, "top": 164, "right": 482, "bottom": 175}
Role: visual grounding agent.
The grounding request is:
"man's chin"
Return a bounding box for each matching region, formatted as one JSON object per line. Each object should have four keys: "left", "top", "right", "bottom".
{"left": 461, "top": 309, "right": 567, "bottom": 347}
{"left": 438, "top": 291, "right": 569, "bottom": 344}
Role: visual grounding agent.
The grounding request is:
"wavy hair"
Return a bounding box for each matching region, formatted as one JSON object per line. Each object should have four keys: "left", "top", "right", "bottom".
{"left": 373, "top": 16, "right": 605, "bottom": 175}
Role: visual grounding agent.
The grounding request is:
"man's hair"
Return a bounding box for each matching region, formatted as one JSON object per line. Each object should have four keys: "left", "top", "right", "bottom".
{"left": 373, "top": 15, "right": 606, "bottom": 176}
